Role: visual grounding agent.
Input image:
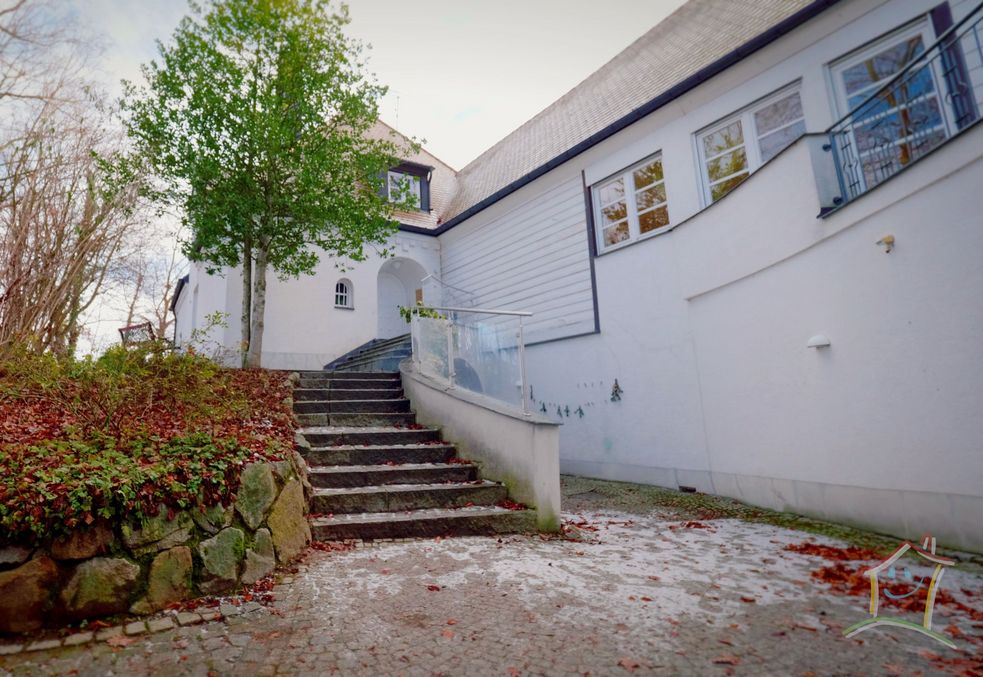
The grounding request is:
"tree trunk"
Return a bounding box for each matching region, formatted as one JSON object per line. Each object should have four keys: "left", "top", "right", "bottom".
{"left": 245, "top": 241, "right": 268, "bottom": 369}
{"left": 126, "top": 270, "right": 145, "bottom": 326}
{"left": 240, "top": 237, "right": 252, "bottom": 367}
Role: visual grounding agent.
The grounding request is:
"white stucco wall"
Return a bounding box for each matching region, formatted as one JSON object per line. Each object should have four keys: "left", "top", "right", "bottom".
{"left": 176, "top": 0, "right": 983, "bottom": 549}
{"left": 522, "top": 128, "right": 983, "bottom": 551}
{"left": 178, "top": 232, "right": 440, "bottom": 370}
{"left": 433, "top": 0, "right": 983, "bottom": 550}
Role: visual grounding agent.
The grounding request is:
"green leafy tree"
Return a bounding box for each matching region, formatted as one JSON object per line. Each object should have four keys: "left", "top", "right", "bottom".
{"left": 121, "top": 0, "right": 416, "bottom": 367}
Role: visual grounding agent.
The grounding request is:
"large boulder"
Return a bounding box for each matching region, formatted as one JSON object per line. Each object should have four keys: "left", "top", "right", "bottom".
{"left": 0, "top": 556, "right": 59, "bottom": 633}
{"left": 192, "top": 502, "right": 234, "bottom": 535}
{"left": 234, "top": 463, "right": 277, "bottom": 530}
{"left": 50, "top": 522, "right": 114, "bottom": 560}
{"left": 267, "top": 479, "right": 311, "bottom": 562}
{"left": 122, "top": 509, "right": 193, "bottom": 557}
{"left": 60, "top": 557, "right": 140, "bottom": 619}
{"left": 197, "top": 527, "right": 244, "bottom": 595}
{"left": 241, "top": 528, "right": 275, "bottom": 586}
{"left": 291, "top": 450, "right": 314, "bottom": 503}
{"left": 0, "top": 544, "right": 33, "bottom": 569}
{"left": 130, "top": 546, "right": 192, "bottom": 614}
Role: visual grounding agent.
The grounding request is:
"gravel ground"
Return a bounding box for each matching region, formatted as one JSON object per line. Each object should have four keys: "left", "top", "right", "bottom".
{"left": 2, "top": 477, "right": 981, "bottom": 676}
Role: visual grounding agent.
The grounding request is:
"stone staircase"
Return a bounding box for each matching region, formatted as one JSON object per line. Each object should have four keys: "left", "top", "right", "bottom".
{"left": 293, "top": 370, "right": 536, "bottom": 540}
{"left": 323, "top": 334, "right": 411, "bottom": 373}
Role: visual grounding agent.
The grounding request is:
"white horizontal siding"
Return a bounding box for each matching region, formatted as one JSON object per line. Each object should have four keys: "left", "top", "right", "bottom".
{"left": 439, "top": 176, "right": 595, "bottom": 344}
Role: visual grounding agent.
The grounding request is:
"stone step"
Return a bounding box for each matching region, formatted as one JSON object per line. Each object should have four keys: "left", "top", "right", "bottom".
{"left": 298, "top": 374, "right": 401, "bottom": 388}
{"left": 300, "top": 426, "right": 440, "bottom": 447}
{"left": 302, "top": 444, "right": 457, "bottom": 467}
{"left": 323, "top": 335, "right": 410, "bottom": 371}
{"left": 293, "top": 399, "right": 411, "bottom": 414}
{"left": 294, "top": 388, "right": 404, "bottom": 402}
{"left": 310, "top": 506, "right": 536, "bottom": 541}
{"left": 295, "top": 412, "right": 418, "bottom": 427}
{"left": 308, "top": 463, "right": 478, "bottom": 488}
{"left": 332, "top": 355, "right": 406, "bottom": 373}
{"left": 335, "top": 378, "right": 405, "bottom": 390}
{"left": 299, "top": 369, "right": 400, "bottom": 379}
{"left": 311, "top": 481, "right": 507, "bottom": 514}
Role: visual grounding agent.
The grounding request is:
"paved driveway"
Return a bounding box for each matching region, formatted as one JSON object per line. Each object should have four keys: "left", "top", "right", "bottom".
{"left": 2, "top": 478, "right": 981, "bottom": 675}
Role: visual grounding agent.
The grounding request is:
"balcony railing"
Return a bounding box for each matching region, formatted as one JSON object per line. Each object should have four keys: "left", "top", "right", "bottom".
{"left": 409, "top": 306, "right": 533, "bottom": 414}
{"left": 827, "top": 2, "right": 983, "bottom": 205}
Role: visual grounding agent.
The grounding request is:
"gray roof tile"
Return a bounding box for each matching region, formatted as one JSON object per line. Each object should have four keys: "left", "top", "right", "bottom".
{"left": 438, "top": 0, "right": 817, "bottom": 222}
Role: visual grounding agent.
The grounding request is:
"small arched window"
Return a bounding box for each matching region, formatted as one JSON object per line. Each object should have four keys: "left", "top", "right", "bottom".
{"left": 334, "top": 279, "right": 353, "bottom": 309}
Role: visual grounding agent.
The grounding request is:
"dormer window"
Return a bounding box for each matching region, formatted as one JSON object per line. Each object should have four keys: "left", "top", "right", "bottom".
{"left": 384, "top": 162, "right": 431, "bottom": 212}
{"left": 388, "top": 171, "right": 422, "bottom": 208}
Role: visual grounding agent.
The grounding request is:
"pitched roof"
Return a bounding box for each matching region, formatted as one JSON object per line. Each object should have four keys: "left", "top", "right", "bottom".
{"left": 437, "top": 0, "right": 830, "bottom": 224}
{"left": 367, "top": 120, "right": 458, "bottom": 230}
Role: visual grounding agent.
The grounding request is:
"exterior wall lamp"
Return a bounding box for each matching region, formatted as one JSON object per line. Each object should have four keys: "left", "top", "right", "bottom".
{"left": 807, "top": 334, "right": 831, "bottom": 349}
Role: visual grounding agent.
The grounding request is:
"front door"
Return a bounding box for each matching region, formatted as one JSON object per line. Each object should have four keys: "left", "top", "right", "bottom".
{"left": 377, "top": 272, "right": 407, "bottom": 339}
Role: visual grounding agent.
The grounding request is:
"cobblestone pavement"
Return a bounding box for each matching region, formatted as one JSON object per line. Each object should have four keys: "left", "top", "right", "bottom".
{"left": 2, "top": 479, "right": 982, "bottom": 676}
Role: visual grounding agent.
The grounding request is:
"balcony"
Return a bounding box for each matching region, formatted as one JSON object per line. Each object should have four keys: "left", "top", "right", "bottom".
{"left": 825, "top": 3, "right": 983, "bottom": 207}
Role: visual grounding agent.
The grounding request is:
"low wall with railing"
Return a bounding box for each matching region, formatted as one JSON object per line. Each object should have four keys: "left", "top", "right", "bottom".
{"left": 400, "top": 361, "right": 560, "bottom": 531}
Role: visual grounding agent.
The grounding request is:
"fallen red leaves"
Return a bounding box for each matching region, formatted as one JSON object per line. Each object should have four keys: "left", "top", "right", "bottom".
{"left": 667, "top": 520, "right": 716, "bottom": 533}
{"left": 106, "top": 635, "right": 138, "bottom": 648}
{"left": 0, "top": 353, "right": 294, "bottom": 543}
{"left": 811, "top": 562, "right": 983, "bottom": 626}
{"left": 784, "top": 542, "right": 883, "bottom": 561}
{"left": 496, "top": 499, "right": 528, "bottom": 511}
{"left": 309, "top": 540, "right": 356, "bottom": 553}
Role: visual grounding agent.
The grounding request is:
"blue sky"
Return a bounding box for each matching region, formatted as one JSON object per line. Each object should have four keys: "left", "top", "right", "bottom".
{"left": 70, "top": 0, "right": 688, "bottom": 169}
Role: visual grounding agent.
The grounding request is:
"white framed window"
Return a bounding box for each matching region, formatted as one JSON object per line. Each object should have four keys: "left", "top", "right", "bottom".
{"left": 829, "top": 20, "right": 948, "bottom": 192}
{"left": 334, "top": 279, "right": 353, "bottom": 309}
{"left": 593, "top": 153, "right": 670, "bottom": 252}
{"left": 387, "top": 171, "right": 422, "bottom": 208}
{"left": 696, "top": 85, "right": 806, "bottom": 204}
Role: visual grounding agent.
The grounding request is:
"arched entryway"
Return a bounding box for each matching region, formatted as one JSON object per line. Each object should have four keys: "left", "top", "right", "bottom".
{"left": 377, "top": 257, "right": 427, "bottom": 339}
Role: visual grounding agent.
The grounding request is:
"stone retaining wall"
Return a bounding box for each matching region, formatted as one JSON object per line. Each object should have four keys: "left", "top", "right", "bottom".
{"left": 0, "top": 449, "right": 312, "bottom": 634}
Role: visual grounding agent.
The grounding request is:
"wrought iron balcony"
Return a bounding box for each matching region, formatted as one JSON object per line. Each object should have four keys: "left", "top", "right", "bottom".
{"left": 826, "top": 2, "right": 983, "bottom": 205}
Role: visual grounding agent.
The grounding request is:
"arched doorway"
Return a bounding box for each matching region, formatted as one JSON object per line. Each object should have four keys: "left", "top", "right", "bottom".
{"left": 377, "top": 257, "right": 427, "bottom": 339}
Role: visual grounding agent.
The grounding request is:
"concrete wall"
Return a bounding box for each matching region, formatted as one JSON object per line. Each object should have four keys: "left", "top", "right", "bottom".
{"left": 522, "top": 127, "right": 983, "bottom": 552}
{"left": 432, "top": 0, "right": 983, "bottom": 551}
{"left": 177, "top": 232, "right": 440, "bottom": 370}
{"left": 401, "top": 361, "right": 561, "bottom": 531}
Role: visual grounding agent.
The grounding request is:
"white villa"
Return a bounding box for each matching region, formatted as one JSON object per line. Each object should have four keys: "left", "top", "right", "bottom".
{"left": 173, "top": 0, "right": 983, "bottom": 551}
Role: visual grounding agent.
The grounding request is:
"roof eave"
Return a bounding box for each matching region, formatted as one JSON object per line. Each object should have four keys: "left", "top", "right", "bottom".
{"left": 432, "top": 0, "right": 841, "bottom": 235}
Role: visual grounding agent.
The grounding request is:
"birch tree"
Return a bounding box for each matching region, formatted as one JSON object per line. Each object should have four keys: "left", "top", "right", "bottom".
{"left": 121, "top": 0, "right": 412, "bottom": 368}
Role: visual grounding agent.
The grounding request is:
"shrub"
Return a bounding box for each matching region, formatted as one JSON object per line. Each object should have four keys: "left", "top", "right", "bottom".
{"left": 0, "top": 433, "right": 259, "bottom": 542}
{"left": 0, "top": 344, "right": 294, "bottom": 544}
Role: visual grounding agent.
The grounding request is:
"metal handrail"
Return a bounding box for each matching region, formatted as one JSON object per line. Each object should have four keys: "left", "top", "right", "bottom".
{"left": 415, "top": 305, "right": 533, "bottom": 317}
{"left": 826, "top": 0, "right": 983, "bottom": 134}
{"left": 825, "top": 2, "right": 983, "bottom": 203}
